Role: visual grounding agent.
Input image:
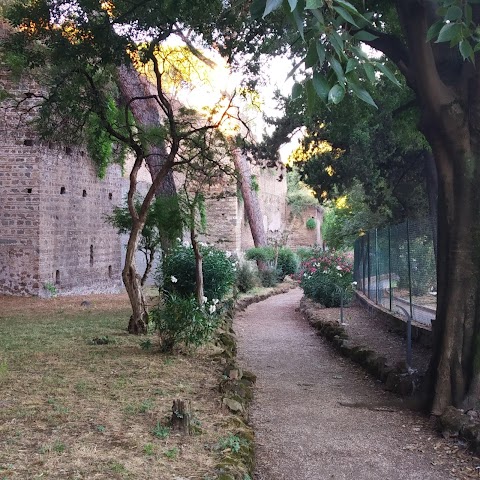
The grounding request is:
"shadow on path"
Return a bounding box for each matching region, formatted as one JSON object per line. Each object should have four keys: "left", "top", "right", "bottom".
{"left": 235, "top": 288, "right": 462, "bottom": 480}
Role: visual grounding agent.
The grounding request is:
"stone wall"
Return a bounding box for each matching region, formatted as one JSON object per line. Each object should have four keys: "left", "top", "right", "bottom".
{"left": 286, "top": 205, "right": 323, "bottom": 249}
{"left": 240, "top": 164, "right": 288, "bottom": 251}
{"left": 0, "top": 69, "right": 123, "bottom": 296}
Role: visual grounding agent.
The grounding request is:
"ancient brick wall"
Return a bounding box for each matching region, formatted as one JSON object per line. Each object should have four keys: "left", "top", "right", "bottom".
{"left": 286, "top": 205, "right": 324, "bottom": 249}
{"left": 0, "top": 68, "right": 123, "bottom": 296}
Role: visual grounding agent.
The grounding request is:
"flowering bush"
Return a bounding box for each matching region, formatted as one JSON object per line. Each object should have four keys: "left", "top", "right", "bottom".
{"left": 299, "top": 251, "right": 354, "bottom": 307}
{"left": 161, "top": 242, "right": 236, "bottom": 301}
{"left": 152, "top": 293, "right": 221, "bottom": 352}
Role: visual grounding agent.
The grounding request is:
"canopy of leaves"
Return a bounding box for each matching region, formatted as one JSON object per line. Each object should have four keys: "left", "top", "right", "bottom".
{"left": 1, "top": 0, "right": 230, "bottom": 167}
{"left": 321, "top": 182, "right": 390, "bottom": 250}
{"left": 292, "top": 77, "right": 430, "bottom": 221}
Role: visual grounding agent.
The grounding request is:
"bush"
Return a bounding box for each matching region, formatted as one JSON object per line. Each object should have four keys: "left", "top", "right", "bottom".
{"left": 296, "top": 247, "right": 315, "bottom": 262}
{"left": 245, "top": 246, "right": 298, "bottom": 281}
{"left": 245, "top": 246, "right": 275, "bottom": 263}
{"left": 306, "top": 217, "right": 316, "bottom": 230}
{"left": 152, "top": 294, "right": 220, "bottom": 352}
{"left": 235, "top": 262, "right": 258, "bottom": 293}
{"left": 276, "top": 247, "right": 298, "bottom": 279}
{"left": 300, "top": 251, "right": 354, "bottom": 307}
{"left": 258, "top": 268, "right": 279, "bottom": 287}
{"left": 162, "top": 243, "right": 235, "bottom": 301}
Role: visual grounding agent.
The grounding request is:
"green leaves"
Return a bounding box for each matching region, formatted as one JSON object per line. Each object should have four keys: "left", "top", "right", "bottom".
{"left": 312, "top": 72, "right": 330, "bottom": 101}
{"left": 262, "top": 0, "right": 283, "bottom": 18}
{"left": 328, "top": 84, "right": 345, "bottom": 104}
{"left": 436, "top": 22, "right": 463, "bottom": 43}
{"left": 253, "top": 0, "right": 403, "bottom": 108}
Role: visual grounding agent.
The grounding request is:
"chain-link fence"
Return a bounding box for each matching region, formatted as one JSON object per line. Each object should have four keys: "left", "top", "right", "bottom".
{"left": 354, "top": 218, "right": 437, "bottom": 326}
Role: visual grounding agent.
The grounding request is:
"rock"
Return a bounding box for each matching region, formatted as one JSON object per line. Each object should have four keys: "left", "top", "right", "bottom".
{"left": 241, "top": 370, "right": 257, "bottom": 384}
{"left": 438, "top": 406, "right": 470, "bottom": 438}
{"left": 223, "top": 364, "right": 243, "bottom": 380}
{"left": 223, "top": 397, "right": 243, "bottom": 413}
{"left": 395, "top": 360, "right": 410, "bottom": 374}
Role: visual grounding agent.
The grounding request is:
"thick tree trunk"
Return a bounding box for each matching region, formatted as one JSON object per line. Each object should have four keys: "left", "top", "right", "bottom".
{"left": 123, "top": 219, "right": 149, "bottom": 334}
{"left": 422, "top": 120, "right": 480, "bottom": 415}
{"left": 191, "top": 226, "right": 204, "bottom": 305}
{"left": 232, "top": 148, "right": 268, "bottom": 268}
{"left": 391, "top": 0, "right": 480, "bottom": 414}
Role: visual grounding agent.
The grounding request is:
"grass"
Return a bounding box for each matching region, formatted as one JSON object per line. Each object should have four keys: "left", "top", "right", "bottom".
{"left": 0, "top": 292, "right": 238, "bottom": 479}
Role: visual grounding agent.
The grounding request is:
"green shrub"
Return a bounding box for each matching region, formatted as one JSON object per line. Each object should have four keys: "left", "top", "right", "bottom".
{"left": 258, "top": 268, "right": 279, "bottom": 287}
{"left": 306, "top": 217, "right": 316, "bottom": 230}
{"left": 152, "top": 294, "right": 220, "bottom": 352}
{"left": 246, "top": 246, "right": 298, "bottom": 281}
{"left": 245, "top": 246, "right": 275, "bottom": 263}
{"left": 300, "top": 251, "right": 354, "bottom": 307}
{"left": 276, "top": 247, "right": 298, "bottom": 279}
{"left": 295, "top": 247, "right": 315, "bottom": 262}
{"left": 162, "top": 243, "right": 235, "bottom": 301}
{"left": 235, "top": 262, "right": 258, "bottom": 293}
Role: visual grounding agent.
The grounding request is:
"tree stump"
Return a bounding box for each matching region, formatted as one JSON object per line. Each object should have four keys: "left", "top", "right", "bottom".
{"left": 171, "top": 399, "right": 192, "bottom": 435}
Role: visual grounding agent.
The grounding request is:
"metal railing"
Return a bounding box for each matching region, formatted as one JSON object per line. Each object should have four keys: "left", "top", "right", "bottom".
{"left": 353, "top": 218, "right": 437, "bottom": 327}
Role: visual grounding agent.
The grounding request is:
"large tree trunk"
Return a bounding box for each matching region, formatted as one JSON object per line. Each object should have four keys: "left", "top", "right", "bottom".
{"left": 390, "top": 1, "right": 480, "bottom": 413}
{"left": 232, "top": 148, "right": 268, "bottom": 268}
{"left": 422, "top": 119, "right": 480, "bottom": 414}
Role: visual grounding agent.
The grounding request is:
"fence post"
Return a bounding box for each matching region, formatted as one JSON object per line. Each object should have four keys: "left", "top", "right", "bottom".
{"left": 396, "top": 305, "right": 412, "bottom": 368}
{"left": 375, "top": 228, "right": 379, "bottom": 305}
{"left": 362, "top": 235, "right": 366, "bottom": 295}
{"left": 406, "top": 219, "right": 414, "bottom": 318}
{"left": 367, "top": 231, "right": 371, "bottom": 300}
{"left": 388, "top": 226, "right": 392, "bottom": 311}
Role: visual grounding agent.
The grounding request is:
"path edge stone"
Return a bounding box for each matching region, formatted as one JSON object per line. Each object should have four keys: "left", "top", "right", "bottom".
{"left": 299, "top": 296, "right": 423, "bottom": 397}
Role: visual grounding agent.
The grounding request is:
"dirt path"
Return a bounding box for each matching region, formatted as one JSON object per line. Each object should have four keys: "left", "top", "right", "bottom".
{"left": 235, "top": 288, "right": 477, "bottom": 480}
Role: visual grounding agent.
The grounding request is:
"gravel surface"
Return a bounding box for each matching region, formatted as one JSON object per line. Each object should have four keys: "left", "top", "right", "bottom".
{"left": 235, "top": 288, "right": 479, "bottom": 480}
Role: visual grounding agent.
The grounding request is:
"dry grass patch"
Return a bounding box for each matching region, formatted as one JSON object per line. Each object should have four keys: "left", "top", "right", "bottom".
{"left": 0, "top": 293, "right": 242, "bottom": 479}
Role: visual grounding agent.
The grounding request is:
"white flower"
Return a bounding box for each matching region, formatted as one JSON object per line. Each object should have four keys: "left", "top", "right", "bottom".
{"left": 208, "top": 304, "right": 216, "bottom": 314}
{"left": 212, "top": 298, "right": 219, "bottom": 305}
{"left": 202, "top": 296, "right": 208, "bottom": 303}
{"left": 323, "top": 270, "right": 328, "bottom": 274}
{"left": 225, "top": 251, "right": 232, "bottom": 258}
{"left": 170, "top": 275, "right": 178, "bottom": 283}
{"left": 352, "top": 281, "right": 358, "bottom": 286}
{"left": 176, "top": 237, "right": 182, "bottom": 242}
{"left": 336, "top": 265, "right": 342, "bottom": 271}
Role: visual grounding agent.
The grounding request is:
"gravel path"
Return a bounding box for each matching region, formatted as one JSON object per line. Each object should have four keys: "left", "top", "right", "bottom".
{"left": 235, "top": 288, "right": 476, "bottom": 480}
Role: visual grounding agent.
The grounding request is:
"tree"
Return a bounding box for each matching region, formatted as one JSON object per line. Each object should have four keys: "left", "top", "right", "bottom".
{"left": 106, "top": 195, "right": 182, "bottom": 287}
{"left": 2, "top": 0, "right": 237, "bottom": 334}
{"left": 250, "top": 0, "right": 480, "bottom": 414}
{"left": 291, "top": 78, "right": 432, "bottom": 223}
{"left": 175, "top": 125, "right": 234, "bottom": 305}
{"left": 233, "top": 148, "right": 269, "bottom": 267}
{"left": 321, "top": 183, "right": 389, "bottom": 250}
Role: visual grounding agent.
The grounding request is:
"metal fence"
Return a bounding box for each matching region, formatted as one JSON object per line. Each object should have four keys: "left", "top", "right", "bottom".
{"left": 353, "top": 218, "right": 437, "bottom": 327}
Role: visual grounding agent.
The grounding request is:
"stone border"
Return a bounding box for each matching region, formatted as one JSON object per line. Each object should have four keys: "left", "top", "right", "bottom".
{"left": 212, "top": 280, "right": 296, "bottom": 480}
{"left": 300, "top": 296, "right": 423, "bottom": 397}
{"left": 355, "top": 291, "right": 433, "bottom": 348}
